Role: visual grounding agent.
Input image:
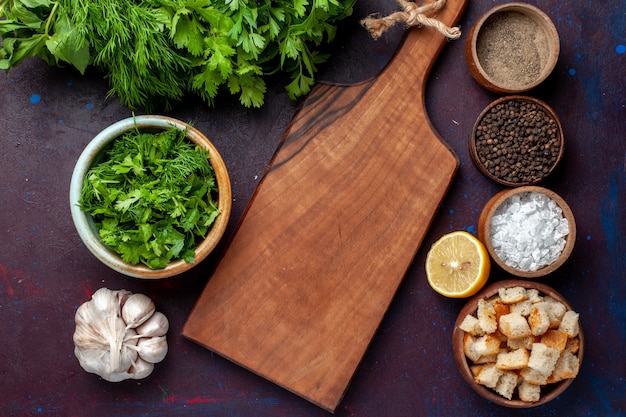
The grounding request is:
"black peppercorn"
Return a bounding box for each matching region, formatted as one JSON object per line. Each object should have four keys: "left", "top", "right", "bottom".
{"left": 472, "top": 98, "right": 562, "bottom": 184}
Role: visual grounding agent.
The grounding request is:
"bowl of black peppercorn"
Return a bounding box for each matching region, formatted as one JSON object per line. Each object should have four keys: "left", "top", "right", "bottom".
{"left": 469, "top": 96, "right": 564, "bottom": 187}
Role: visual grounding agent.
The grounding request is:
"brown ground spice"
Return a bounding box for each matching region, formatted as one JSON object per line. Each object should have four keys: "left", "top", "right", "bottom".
{"left": 476, "top": 11, "right": 550, "bottom": 88}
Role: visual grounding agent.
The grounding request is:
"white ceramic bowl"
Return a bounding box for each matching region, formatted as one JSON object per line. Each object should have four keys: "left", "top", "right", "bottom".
{"left": 70, "top": 115, "right": 231, "bottom": 279}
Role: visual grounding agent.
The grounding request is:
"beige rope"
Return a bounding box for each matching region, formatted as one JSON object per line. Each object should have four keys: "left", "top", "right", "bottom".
{"left": 361, "top": 0, "right": 461, "bottom": 40}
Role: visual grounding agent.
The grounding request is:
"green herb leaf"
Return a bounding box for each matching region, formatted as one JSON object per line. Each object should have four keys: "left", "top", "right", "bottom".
{"left": 0, "top": 0, "right": 356, "bottom": 109}
{"left": 46, "top": 15, "right": 91, "bottom": 74}
{"left": 79, "top": 125, "right": 221, "bottom": 269}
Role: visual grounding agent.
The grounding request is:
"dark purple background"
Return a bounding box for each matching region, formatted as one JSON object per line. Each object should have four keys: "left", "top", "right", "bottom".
{"left": 1, "top": 0, "right": 624, "bottom": 416}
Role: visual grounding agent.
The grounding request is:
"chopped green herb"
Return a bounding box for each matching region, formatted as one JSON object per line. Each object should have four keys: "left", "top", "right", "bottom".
{"left": 78, "top": 126, "right": 220, "bottom": 269}
{"left": 0, "top": 0, "right": 355, "bottom": 109}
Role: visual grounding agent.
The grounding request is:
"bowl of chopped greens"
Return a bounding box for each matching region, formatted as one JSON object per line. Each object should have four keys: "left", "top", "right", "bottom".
{"left": 70, "top": 115, "right": 231, "bottom": 278}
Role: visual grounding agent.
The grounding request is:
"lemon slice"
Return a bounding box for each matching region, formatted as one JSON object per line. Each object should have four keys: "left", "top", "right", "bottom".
{"left": 425, "top": 231, "right": 490, "bottom": 298}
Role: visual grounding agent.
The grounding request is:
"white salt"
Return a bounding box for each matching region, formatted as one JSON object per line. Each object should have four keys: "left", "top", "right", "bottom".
{"left": 490, "top": 192, "right": 569, "bottom": 272}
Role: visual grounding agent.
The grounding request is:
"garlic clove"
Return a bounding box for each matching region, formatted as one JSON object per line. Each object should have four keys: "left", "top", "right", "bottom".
{"left": 124, "top": 328, "right": 140, "bottom": 346}
{"left": 90, "top": 288, "right": 127, "bottom": 313}
{"left": 129, "top": 357, "right": 155, "bottom": 380}
{"left": 136, "top": 335, "right": 168, "bottom": 364}
{"left": 135, "top": 311, "right": 169, "bottom": 337}
{"left": 121, "top": 293, "right": 156, "bottom": 329}
{"left": 73, "top": 303, "right": 107, "bottom": 347}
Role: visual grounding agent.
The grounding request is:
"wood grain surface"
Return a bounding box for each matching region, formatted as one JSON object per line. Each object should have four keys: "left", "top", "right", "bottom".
{"left": 183, "top": 0, "right": 468, "bottom": 412}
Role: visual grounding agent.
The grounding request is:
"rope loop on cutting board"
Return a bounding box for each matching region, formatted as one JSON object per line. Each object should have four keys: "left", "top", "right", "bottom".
{"left": 361, "top": 0, "right": 461, "bottom": 40}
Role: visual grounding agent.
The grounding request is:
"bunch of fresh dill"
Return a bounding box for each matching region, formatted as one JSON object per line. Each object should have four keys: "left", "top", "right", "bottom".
{"left": 0, "top": 0, "right": 355, "bottom": 109}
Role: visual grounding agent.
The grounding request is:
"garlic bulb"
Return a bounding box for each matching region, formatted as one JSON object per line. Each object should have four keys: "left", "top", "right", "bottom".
{"left": 73, "top": 288, "right": 169, "bottom": 382}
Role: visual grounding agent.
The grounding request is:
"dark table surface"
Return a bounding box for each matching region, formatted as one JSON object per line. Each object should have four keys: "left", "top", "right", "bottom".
{"left": 1, "top": 0, "right": 624, "bottom": 416}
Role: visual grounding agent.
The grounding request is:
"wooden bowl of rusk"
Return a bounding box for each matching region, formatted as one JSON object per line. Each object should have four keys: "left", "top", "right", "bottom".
{"left": 478, "top": 186, "right": 576, "bottom": 278}
{"left": 452, "top": 280, "right": 583, "bottom": 407}
{"left": 465, "top": 3, "right": 560, "bottom": 94}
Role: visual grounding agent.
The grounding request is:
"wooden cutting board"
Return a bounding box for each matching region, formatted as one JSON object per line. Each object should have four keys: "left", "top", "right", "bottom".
{"left": 183, "top": 0, "right": 467, "bottom": 412}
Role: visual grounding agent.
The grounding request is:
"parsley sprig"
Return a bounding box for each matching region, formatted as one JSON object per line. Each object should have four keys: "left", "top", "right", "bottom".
{"left": 0, "top": 0, "right": 355, "bottom": 109}
{"left": 78, "top": 126, "right": 220, "bottom": 269}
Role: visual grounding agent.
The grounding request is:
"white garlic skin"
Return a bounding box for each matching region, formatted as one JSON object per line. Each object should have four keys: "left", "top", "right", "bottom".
{"left": 73, "top": 288, "right": 168, "bottom": 382}
{"left": 136, "top": 335, "right": 168, "bottom": 363}
{"left": 121, "top": 293, "right": 155, "bottom": 329}
{"left": 128, "top": 357, "right": 155, "bottom": 380}
{"left": 135, "top": 311, "right": 169, "bottom": 337}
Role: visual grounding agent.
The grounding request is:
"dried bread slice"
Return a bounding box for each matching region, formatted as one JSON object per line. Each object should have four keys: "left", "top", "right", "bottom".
{"left": 543, "top": 297, "right": 567, "bottom": 328}
{"left": 498, "top": 286, "right": 528, "bottom": 304}
{"left": 474, "top": 363, "right": 503, "bottom": 389}
{"left": 494, "top": 371, "right": 518, "bottom": 400}
{"left": 558, "top": 310, "right": 580, "bottom": 337}
{"left": 463, "top": 333, "right": 481, "bottom": 363}
{"left": 473, "top": 352, "right": 499, "bottom": 364}
{"left": 526, "top": 288, "right": 542, "bottom": 303}
{"left": 459, "top": 314, "right": 484, "bottom": 336}
{"left": 565, "top": 337, "right": 580, "bottom": 354}
{"left": 528, "top": 343, "right": 560, "bottom": 376}
{"left": 493, "top": 299, "right": 511, "bottom": 322}
{"left": 499, "top": 312, "right": 532, "bottom": 339}
{"left": 470, "top": 364, "right": 485, "bottom": 377}
{"left": 518, "top": 380, "right": 541, "bottom": 402}
{"left": 507, "top": 335, "right": 533, "bottom": 350}
{"left": 477, "top": 298, "right": 498, "bottom": 334}
{"left": 520, "top": 366, "right": 550, "bottom": 385}
{"left": 496, "top": 348, "right": 529, "bottom": 370}
{"left": 541, "top": 330, "right": 569, "bottom": 351}
{"left": 528, "top": 304, "right": 551, "bottom": 336}
{"left": 510, "top": 298, "right": 533, "bottom": 316}
{"left": 464, "top": 333, "right": 501, "bottom": 362}
{"left": 473, "top": 334, "right": 502, "bottom": 357}
{"left": 547, "top": 350, "right": 580, "bottom": 383}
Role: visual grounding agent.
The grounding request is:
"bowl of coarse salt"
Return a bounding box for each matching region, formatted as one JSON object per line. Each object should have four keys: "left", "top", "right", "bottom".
{"left": 477, "top": 186, "right": 576, "bottom": 278}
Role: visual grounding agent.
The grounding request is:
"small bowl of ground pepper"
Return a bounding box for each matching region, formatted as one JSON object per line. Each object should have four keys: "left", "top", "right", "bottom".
{"left": 469, "top": 96, "right": 564, "bottom": 187}
{"left": 477, "top": 186, "right": 576, "bottom": 278}
{"left": 465, "top": 2, "right": 560, "bottom": 94}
